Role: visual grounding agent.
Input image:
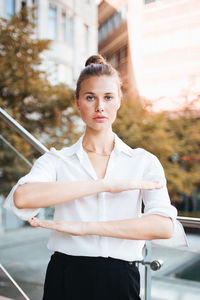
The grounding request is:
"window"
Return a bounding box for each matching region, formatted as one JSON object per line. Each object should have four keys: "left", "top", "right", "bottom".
{"left": 22, "top": 0, "right": 27, "bottom": 6}
{"left": 144, "top": 0, "right": 156, "bottom": 4}
{"left": 110, "top": 53, "right": 118, "bottom": 68}
{"left": 61, "top": 11, "right": 66, "bottom": 42}
{"left": 101, "top": 23, "right": 108, "bottom": 40}
{"left": 48, "top": 6, "right": 57, "bottom": 40}
{"left": 113, "top": 12, "right": 120, "bottom": 28}
{"left": 4, "top": 0, "right": 15, "bottom": 19}
{"left": 66, "top": 15, "right": 73, "bottom": 45}
{"left": 98, "top": 27, "right": 102, "bottom": 43}
{"left": 83, "top": 24, "right": 89, "bottom": 53}
{"left": 98, "top": 7, "right": 126, "bottom": 43}
{"left": 119, "top": 46, "right": 128, "bottom": 64}
{"left": 120, "top": 3, "right": 128, "bottom": 22}
{"left": 107, "top": 18, "right": 113, "bottom": 34}
{"left": 32, "top": 0, "right": 38, "bottom": 35}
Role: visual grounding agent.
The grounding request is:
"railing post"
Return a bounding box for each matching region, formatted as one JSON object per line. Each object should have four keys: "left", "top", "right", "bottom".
{"left": 144, "top": 241, "right": 152, "bottom": 300}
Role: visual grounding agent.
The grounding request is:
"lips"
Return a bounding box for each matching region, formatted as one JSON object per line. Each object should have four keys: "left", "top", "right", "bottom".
{"left": 93, "top": 115, "right": 107, "bottom": 121}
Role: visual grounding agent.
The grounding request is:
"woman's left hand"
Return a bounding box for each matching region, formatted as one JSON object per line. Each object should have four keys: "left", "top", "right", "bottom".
{"left": 28, "top": 217, "right": 86, "bottom": 236}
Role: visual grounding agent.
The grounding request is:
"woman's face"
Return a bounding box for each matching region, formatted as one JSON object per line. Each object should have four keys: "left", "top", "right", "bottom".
{"left": 76, "top": 75, "right": 121, "bottom": 131}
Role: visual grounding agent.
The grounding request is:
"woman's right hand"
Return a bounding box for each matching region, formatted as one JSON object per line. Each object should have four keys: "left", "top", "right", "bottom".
{"left": 106, "top": 179, "right": 163, "bottom": 193}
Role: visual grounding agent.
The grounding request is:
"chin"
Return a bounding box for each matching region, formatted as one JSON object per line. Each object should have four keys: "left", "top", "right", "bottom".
{"left": 87, "top": 123, "right": 111, "bottom": 132}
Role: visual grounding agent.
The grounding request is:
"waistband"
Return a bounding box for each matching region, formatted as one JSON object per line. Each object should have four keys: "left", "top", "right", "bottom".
{"left": 53, "top": 251, "right": 136, "bottom": 268}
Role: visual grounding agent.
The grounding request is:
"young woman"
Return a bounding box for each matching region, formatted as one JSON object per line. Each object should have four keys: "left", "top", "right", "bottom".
{"left": 5, "top": 55, "right": 185, "bottom": 300}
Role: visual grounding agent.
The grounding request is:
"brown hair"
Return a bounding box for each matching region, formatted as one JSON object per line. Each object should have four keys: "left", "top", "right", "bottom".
{"left": 75, "top": 54, "right": 122, "bottom": 99}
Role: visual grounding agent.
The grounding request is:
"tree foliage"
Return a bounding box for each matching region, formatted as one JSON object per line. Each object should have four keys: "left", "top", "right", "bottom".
{"left": 0, "top": 7, "right": 81, "bottom": 196}
{"left": 113, "top": 98, "right": 200, "bottom": 203}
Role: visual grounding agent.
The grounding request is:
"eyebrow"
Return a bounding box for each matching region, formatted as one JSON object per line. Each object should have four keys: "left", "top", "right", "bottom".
{"left": 83, "top": 92, "right": 115, "bottom": 95}
{"left": 83, "top": 92, "right": 95, "bottom": 95}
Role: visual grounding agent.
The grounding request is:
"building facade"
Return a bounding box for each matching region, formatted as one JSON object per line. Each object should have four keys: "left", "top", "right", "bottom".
{"left": 99, "top": 0, "right": 200, "bottom": 111}
{"left": 0, "top": 0, "right": 98, "bottom": 88}
{"left": 98, "top": 0, "right": 136, "bottom": 98}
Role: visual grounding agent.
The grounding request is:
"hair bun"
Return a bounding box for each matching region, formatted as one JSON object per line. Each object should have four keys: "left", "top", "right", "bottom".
{"left": 85, "top": 54, "right": 107, "bottom": 67}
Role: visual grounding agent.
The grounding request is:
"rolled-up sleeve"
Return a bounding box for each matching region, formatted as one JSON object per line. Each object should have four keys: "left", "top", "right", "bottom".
{"left": 3, "top": 152, "right": 56, "bottom": 221}
{"left": 142, "top": 153, "right": 188, "bottom": 247}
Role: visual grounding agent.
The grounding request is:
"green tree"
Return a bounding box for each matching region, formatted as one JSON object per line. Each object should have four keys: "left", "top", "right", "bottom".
{"left": 0, "top": 7, "right": 81, "bottom": 197}
{"left": 113, "top": 97, "right": 200, "bottom": 206}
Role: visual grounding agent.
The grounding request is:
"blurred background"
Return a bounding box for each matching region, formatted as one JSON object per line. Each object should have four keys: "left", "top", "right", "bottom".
{"left": 0, "top": 0, "right": 200, "bottom": 299}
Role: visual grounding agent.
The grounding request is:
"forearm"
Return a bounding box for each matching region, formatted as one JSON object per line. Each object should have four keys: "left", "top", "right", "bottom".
{"left": 28, "top": 214, "right": 173, "bottom": 239}
{"left": 14, "top": 178, "right": 163, "bottom": 210}
{"left": 14, "top": 179, "right": 107, "bottom": 209}
{"left": 85, "top": 215, "right": 174, "bottom": 240}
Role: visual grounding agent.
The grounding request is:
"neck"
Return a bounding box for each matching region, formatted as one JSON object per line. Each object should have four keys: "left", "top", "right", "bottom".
{"left": 82, "top": 127, "right": 115, "bottom": 153}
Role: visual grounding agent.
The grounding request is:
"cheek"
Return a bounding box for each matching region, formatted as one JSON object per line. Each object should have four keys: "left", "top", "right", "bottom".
{"left": 107, "top": 102, "right": 120, "bottom": 116}
{"left": 79, "top": 102, "right": 92, "bottom": 119}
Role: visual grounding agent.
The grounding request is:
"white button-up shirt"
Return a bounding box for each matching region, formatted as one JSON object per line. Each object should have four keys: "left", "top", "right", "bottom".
{"left": 4, "top": 134, "right": 187, "bottom": 261}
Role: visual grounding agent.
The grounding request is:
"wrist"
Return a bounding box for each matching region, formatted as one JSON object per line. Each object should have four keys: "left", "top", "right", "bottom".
{"left": 83, "top": 221, "right": 98, "bottom": 236}
{"left": 99, "top": 178, "right": 110, "bottom": 192}
{"left": 82, "top": 221, "right": 92, "bottom": 235}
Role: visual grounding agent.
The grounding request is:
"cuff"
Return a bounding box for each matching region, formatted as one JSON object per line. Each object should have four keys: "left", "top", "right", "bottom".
{"left": 3, "top": 182, "right": 40, "bottom": 221}
{"left": 151, "top": 218, "right": 188, "bottom": 248}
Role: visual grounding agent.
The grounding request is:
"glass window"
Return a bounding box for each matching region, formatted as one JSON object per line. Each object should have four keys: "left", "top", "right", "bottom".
{"left": 120, "top": 3, "right": 128, "bottom": 22}
{"left": 119, "top": 46, "right": 127, "bottom": 63}
{"left": 144, "top": 0, "right": 156, "bottom": 4}
{"left": 4, "top": 0, "right": 15, "bottom": 19}
{"left": 66, "top": 15, "right": 73, "bottom": 45}
{"left": 83, "top": 24, "right": 89, "bottom": 53}
{"left": 32, "top": 0, "right": 39, "bottom": 36}
{"left": 48, "top": 6, "right": 57, "bottom": 40}
{"left": 101, "top": 23, "right": 108, "bottom": 40}
{"left": 107, "top": 18, "right": 113, "bottom": 34}
{"left": 61, "top": 11, "right": 66, "bottom": 42}
{"left": 98, "top": 26, "right": 102, "bottom": 43}
{"left": 110, "top": 53, "right": 118, "bottom": 68}
{"left": 113, "top": 12, "right": 120, "bottom": 28}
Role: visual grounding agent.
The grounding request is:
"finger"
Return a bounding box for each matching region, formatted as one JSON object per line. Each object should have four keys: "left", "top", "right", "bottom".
{"left": 141, "top": 181, "right": 163, "bottom": 190}
{"left": 151, "top": 181, "right": 163, "bottom": 189}
{"left": 28, "top": 217, "right": 40, "bottom": 227}
{"left": 34, "top": 219, "right": 55, "bottom": 229}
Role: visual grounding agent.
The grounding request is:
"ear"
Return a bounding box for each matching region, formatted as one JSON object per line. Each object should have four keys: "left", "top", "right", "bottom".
{"left": 74, "top": 97, "right": 80, "bottom": 110}
{"left": 117, "top": 97, "right": 121, "bottom": 110}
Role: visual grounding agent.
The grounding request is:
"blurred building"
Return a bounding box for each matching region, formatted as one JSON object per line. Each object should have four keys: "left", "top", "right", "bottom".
{"left": 0, "top": 0, "right": 98, "bottom": 88}
{"left": 98, "top": 0, "right": 200, "bottom": 111}
{"left": 98, "top": 0, "right": 138, "bottom": 98}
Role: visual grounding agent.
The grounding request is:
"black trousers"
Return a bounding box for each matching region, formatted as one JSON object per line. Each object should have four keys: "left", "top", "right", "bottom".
{"left": 43, "top": 252, "right": 141, "bottom": 300}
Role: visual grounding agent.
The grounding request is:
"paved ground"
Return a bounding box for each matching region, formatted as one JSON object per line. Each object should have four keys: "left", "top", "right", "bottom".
{"left": 0, "top": 226, "right": 52, "bottom": 300}
{"left": 0, "top": 227, "right": 200, "bottom": 300}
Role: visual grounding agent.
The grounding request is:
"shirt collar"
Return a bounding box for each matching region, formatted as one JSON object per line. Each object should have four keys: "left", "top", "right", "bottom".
{"left": 113, "top": 133, "right": 133, "bottom": 157}
{"left": 50, "top": 133, "right": 133, "bottom": 159}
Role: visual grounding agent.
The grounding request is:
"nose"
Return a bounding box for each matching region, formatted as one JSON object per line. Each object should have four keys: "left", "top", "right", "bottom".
{"left": 95, "top": 99, "right": 104, "bottom": 112}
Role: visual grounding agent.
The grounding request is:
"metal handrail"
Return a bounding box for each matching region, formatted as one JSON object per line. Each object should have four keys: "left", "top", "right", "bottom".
{"left": 0, "top": 107, "right": 48, "bottom": 154}
{"left": 177, "top": 216, "right": 200, "bottom": 228}
{"left": 0, "top": 134, "right": 33, "bottom": 167}
{"left": 0, "top": 264, "right": 30, "bottom": 300}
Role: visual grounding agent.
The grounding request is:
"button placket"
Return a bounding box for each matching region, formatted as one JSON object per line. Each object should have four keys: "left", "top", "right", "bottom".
{"left": 98, "top": 192, "right": 109, "bottom": 257}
